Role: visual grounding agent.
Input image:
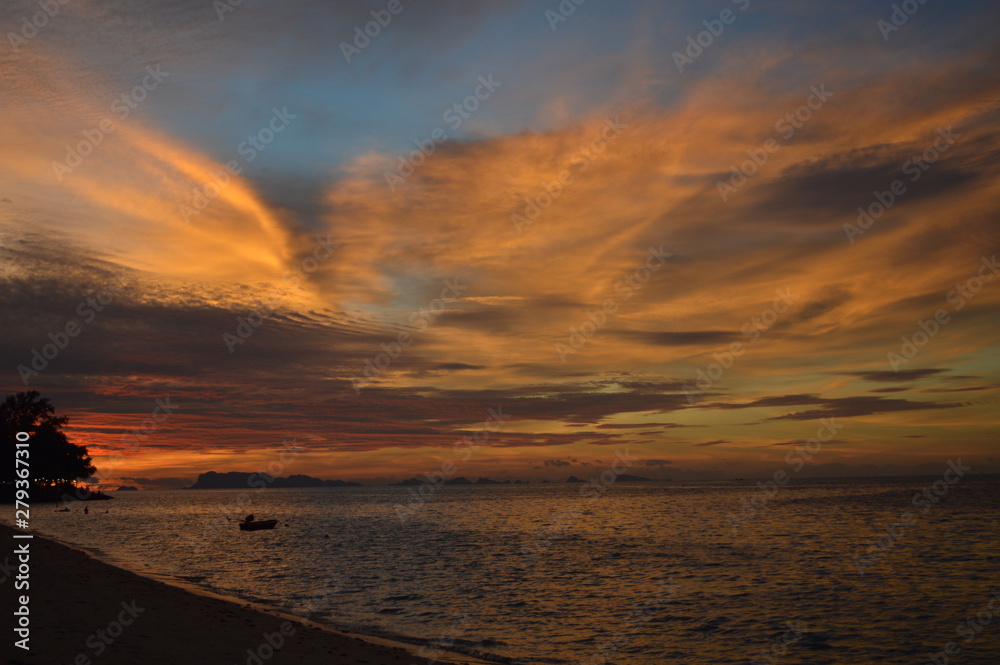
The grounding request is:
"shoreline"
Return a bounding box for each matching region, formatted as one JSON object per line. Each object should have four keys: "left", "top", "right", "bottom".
{"left": 1, "top": 523, "right": 489, "bottom": 665}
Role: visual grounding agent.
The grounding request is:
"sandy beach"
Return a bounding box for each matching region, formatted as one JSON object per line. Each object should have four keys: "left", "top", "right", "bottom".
{"left": 2, "top": 524, "right": 479, "bottom": 665}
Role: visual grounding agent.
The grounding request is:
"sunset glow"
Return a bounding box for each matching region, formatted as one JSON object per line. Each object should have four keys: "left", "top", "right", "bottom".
{"left": 2, "top": 0, "right": 998, "bottom": 490}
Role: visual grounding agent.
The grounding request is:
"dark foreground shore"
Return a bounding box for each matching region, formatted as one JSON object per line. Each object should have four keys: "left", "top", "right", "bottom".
{"left": 1, "top": 524, "right": 478, "bottom": 665}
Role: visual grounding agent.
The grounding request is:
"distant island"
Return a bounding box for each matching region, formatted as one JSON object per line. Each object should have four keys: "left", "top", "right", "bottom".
{"left": 114, "top": 486, "right": 138, "bottom": 491}
{"left": 188, "top": 471, "right": 658, "bottom": 489}
{"left": 188, "top": 471, "right": 362, "bottom": 489}
{"left": 567, "top": 474, "right": 654, "bottom": 483}
{"left": 389, "top": 476, "right": 522, "bottom": 486}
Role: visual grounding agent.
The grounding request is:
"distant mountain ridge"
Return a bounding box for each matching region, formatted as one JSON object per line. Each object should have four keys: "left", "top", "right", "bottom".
{"left": 567, "top": 474, "right": 654, "bottom": 482}
{"left": 188, "top": 471, "right": 362, "bottom": 489}
{"left": 389, "top": 476, "right": 522, "bottom": 486}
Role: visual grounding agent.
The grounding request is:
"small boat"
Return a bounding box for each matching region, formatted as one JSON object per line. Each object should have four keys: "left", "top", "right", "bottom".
{"left": 239, "top": 519, "right": 279, "bottom": 531}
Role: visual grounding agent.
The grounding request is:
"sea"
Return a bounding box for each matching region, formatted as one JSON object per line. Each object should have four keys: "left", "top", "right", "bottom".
{"left": 31, "top": 476, "right": 1000, "bottom": 665}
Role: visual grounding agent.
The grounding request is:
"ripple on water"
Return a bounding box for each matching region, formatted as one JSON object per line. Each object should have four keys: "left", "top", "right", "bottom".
{"left": 29, "top": 478, "right": 1000, "bottom": 665}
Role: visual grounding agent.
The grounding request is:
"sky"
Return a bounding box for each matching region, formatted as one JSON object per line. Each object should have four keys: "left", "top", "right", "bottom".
{"left": 1, "top": 0, "right": 998, "bottom": 489}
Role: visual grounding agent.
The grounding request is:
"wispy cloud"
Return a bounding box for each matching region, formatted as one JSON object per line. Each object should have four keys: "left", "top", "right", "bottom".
{"left": 2, "top": 0, "right": 999, "bottom": 483}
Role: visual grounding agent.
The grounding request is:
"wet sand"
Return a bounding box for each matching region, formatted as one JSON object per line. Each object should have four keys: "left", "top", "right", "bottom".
{"left": 1, "top": 523, "right": 479, "bottom": 665}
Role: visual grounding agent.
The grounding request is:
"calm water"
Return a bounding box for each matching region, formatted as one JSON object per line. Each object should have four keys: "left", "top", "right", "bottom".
{"left": 32, "top": 477, "right": 1000, "bottom": 664}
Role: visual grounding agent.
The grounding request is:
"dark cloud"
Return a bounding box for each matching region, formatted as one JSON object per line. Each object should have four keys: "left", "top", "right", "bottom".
{"left": 702, "top": 393, "right": 958, "bottom": 421}
{"left": 434, "top": 296, "right": 584, "bottom": 333}
{"left": 707, "top": 394, "right": 821, "bottom": 410}
{"left": 769, "top": 440, "right": 843, "bottom": 447}
{"left": 851, "top": 369, "right": 947, "bottom": 382}
{"left": 781, "top": 286, "right": 852, "bottom": 326}
{"left": 2, "top": 5, "right": 998, "bottom": 484}
{"left": 430, "top": 363, "right": 487, "bottom": 371}
{"left": 595, "top": 422, "right": 688, "bottom": 429}
{"left": 925, "top": 385, "right": 995, "bottom": 393}
{"left": 433, "top": 307, "right": 518, "bottom": 332}
{"left": 613, "top": 330, "right": 742, "bottom": 346}
{"left": 0, "top": 250, "right": 702, "bottom": 456}
{"left": 747, "top": 118, "right": 995, "bottom": 228}
{"left": 765, "top": 397, "right": 956, "bottom": 421}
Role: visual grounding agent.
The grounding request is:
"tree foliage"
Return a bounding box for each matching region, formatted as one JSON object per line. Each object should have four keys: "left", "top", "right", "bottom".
{"left": 2, "top": 391, "right": 96, "bottom": 488}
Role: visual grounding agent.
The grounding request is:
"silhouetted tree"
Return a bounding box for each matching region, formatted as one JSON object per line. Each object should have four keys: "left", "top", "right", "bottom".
{"left": 2, "top": 391, "right": 96, "bottom": 501}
